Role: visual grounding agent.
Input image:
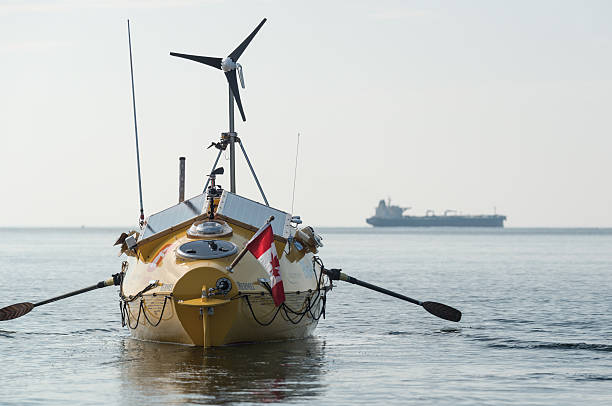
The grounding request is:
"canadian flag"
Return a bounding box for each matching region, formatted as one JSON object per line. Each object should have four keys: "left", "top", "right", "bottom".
{"left": 246, "top": 223, "right": 285, "bottom": 306}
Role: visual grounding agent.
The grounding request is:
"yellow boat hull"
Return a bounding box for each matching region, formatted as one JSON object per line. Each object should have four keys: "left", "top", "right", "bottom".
{"left": 120, "top": 219, "right": 328, "bottom": 347}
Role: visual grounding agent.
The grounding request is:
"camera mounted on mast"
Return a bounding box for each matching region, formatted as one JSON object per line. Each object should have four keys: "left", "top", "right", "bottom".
{"left": 207, "top": 167, "right": 224, "bottom": 220}
{"left": 206, "top": 132, "right": 241, "bottom": 152}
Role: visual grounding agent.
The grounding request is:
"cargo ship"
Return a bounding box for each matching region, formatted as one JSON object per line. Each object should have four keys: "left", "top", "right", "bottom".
{"left": 366, "top": 199, "right": 506, "bottom": 227}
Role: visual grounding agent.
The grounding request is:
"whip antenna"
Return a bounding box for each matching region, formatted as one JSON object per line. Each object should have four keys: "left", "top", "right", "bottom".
{"left": 291, "top": 133, "right": 300, "bottom": 214}
{"left": 127, "top": 20, "right": 145, "bottom": 227}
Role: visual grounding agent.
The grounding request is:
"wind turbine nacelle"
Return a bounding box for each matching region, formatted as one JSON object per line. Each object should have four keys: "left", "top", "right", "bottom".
{"left": 221, "top": 57, "right": 237, "bottom": 72}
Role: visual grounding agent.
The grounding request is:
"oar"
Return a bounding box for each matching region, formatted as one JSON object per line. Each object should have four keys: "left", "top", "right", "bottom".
{"left": 0, "top": 274, "right": 122, "bottom": 321}
{"left": 322, "top": 268, "right": 462, "bottom": 322}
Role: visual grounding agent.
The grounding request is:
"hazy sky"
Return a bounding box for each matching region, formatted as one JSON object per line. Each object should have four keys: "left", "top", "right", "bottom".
{"left": 1, "top": 0, "right": 611, "bottom": 227}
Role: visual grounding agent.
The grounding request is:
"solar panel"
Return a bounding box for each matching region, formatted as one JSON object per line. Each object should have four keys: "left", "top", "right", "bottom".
{"left": 141, "top": 193, "right": 206, "bottom": 240}
{"left": 216, "top": 191, "right": 291, "bottom": 239}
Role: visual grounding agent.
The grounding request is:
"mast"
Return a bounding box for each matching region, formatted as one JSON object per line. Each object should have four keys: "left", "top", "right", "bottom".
{"left": 229, "top": 88, "right": 236, "bottom": 193}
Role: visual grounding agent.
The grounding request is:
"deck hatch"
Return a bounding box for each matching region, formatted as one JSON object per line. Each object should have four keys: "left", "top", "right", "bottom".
{"left": 176, "top": 240, "right": 238, "bottom": 260}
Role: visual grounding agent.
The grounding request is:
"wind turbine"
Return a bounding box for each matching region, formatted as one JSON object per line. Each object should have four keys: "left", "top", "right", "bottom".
{"left": 170, "top": 18, "right": 268, "bottom": 197}
{"left": 170, "top": 18, "right": 266, "bottom": 123}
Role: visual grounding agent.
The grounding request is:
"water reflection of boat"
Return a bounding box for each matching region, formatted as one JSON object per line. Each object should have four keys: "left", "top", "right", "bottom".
{"left": 119, "top": 337, "right": 327, "bottom": 404}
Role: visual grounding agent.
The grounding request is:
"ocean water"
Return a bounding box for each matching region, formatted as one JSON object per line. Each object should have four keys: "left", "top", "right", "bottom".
{"left": 0, "top": 227, "right": 611, "bottom": 405}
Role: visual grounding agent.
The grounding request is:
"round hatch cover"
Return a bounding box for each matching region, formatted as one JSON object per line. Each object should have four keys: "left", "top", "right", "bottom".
{"left": 187, "top": 220, "right": 233, "bottom": 238}
{"left": 176, "top": 240, "right": 238, "bottom": 260}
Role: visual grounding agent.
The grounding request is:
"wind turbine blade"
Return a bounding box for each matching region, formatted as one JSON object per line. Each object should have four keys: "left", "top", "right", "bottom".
{"left": 170, "top": 52, "right": 222, "bottom": 70}
{"left": 225, "top": 70, "right": 246, "bottom": 121}
{"left": 229, "top": 18, "right": 267, "bottom": 62}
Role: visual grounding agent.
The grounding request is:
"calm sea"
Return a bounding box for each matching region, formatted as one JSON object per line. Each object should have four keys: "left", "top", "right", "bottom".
{"left": 0, "top": 227, "right": 611, "bottom": 405}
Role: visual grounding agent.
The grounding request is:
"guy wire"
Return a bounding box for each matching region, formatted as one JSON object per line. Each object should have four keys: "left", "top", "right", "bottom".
{"left": 291, "top": 132, "right": 300, "bottom": 214}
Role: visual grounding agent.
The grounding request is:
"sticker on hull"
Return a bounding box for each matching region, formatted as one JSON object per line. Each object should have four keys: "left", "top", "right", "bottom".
{"left": 148, "top": 243, "right": 172, "bottom": 272}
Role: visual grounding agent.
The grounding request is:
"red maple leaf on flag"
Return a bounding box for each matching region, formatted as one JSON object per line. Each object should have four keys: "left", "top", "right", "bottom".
{"left": 246, "top": 223, "right": 285, "bottom": 306}
{"left": 270, "top": 253, "right": 280, "bottom": 276}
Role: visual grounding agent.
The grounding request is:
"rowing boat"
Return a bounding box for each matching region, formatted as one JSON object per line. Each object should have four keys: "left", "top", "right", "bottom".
{"left": 116, "top": 18, "right": 331, "bottom": 347}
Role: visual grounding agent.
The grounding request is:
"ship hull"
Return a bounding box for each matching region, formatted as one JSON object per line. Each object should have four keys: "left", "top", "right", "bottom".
{"left": 366, "top": 215, "right": 506, "bottom": 227}
{"left": 121, "top": 210, "right": 328, "bottom": 347}
{"left": 123, "top": 286, "right": 322, "bottom": 347}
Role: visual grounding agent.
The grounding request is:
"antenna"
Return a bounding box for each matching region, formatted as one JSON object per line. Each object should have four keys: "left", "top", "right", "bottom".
{"left": 170, "top": 18, "right": 267, "bottom": 194}
{"left": 127, "top": 20, "right": 145, "bottom": 228}
{"left": 291, "top": 133, "right": 300, "bottom": 214}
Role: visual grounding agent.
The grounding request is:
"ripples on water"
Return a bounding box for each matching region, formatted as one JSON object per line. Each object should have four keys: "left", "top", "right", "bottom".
{"left": 0, "top": 227, "right": 611, "bottom": 405}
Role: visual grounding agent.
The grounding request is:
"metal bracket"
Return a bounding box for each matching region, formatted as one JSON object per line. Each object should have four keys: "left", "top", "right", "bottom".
{"left": 221, "top": 132, "right": 240, "bottom": 143}
{"left": 125, "top": 235, "right": 137, "bottom": 250}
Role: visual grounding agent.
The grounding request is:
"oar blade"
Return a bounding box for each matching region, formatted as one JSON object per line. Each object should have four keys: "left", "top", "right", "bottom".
{"left": 422, "top": 301, "right": 462, "bottom": 322}
{"left": 0, "top": 302, "right": 34, "bottom": 321}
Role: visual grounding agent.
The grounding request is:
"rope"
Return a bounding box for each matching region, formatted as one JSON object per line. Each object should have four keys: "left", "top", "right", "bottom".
{"left": 120, "top": 299, "right": 142, "bottom": 329}
{"left": 242, "top": 256, "right": 331, "bottom": 326}
{"left": 119, "top": 257, "right": 332, "bottom": 330}
{"left": 140, "top": 296, "right": 170, "bottom": 327}
{"left": 120, "top": 295, "right": 171, "bottom": 329}
{"left": 244, "top": 295, "right": 283, "bottom": 326}
{"left": 120, "top": 281, "right": 158, "bottom": 303}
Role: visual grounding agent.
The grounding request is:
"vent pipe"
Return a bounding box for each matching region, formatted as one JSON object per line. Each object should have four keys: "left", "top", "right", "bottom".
{"left": 179, "top": 157, "right": 185, "bottom": 203}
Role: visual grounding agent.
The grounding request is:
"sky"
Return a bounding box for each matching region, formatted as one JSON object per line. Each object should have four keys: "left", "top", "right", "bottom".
{"left": 1, "top": 0, "right": 611, "bottom": 228}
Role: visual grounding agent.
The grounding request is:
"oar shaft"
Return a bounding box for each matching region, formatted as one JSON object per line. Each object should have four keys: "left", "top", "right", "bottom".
{"left": 325, "top": 269, "right": 421, "bottom": 306}
{"left": 344, "top": 275, "right": 422, "bottom": 306}
{"left": 34, "top": 277, "right": 116, "bottom": 307}
{"left": 322, "top": 268, "right": 462, "bottom": 322}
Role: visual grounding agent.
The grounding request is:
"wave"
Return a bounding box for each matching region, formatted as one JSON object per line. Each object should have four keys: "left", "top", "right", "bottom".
{"left": 572, "top": 374, "right": 612, "bottom": 381}
{"left": 486, "top": 339, "right": 612, "bottom": 352}
{"left": 0, "top": 329, "right": 16, "bottom": 338}
{"left": 71, "top": 328, "right": 116, "bottom": 334}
